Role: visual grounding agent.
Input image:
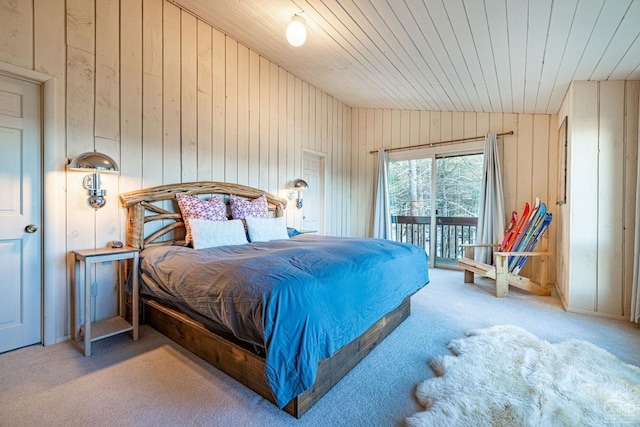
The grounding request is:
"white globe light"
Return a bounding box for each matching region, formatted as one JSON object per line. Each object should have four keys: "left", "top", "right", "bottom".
{"left": 286, "top": 16, "right": 307, "bottom": 47}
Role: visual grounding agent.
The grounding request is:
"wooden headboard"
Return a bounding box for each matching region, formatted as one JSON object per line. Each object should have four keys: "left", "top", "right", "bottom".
{"left": 119, "top": 181, "right": 288, "bottom": 249}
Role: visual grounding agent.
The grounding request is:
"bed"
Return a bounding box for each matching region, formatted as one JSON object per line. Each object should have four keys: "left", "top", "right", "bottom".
{"left": 120, "top": 182, "right": 429, "bottom": 417}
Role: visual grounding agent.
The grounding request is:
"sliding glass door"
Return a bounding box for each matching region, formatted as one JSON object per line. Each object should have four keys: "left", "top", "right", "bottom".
{"left": 388, "top": 148, "right": 483, "bottom": 267}
{"left": 434, "top": 154, "right": 483, "bottom": 266}
{"left": 388, "top": 157, "right": 432, "bottom": 258}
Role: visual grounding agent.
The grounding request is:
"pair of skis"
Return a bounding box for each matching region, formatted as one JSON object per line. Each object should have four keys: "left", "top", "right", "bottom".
{"left": 499, "top": 198, "right": 537, "bottom": 253}
{"left": 512, "top": 212, "right": 552, "bottom": 274}
{"left": 497, "top": 197, "right": 552, "bottom": 274}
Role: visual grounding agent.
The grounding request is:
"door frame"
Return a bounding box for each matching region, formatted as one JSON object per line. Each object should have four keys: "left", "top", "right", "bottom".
{"left": 388, "top": 140, "right": 484, "bottom": 268}
{"left": 302, "top": 148, "right": 326, "bottom": 234}
{"left": 0, "top": 61, "right": 63, "bottom": 346}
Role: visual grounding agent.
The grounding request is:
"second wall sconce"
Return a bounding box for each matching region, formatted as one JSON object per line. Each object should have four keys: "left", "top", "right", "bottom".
{"left": 288, "top": 179, "right": 309, "bottom": 209}
{"left": 68, "top": 151, "right": 119, "bottom": 210}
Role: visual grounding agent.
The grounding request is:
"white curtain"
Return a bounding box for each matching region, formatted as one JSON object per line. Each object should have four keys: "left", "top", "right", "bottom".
{"left": 373, "top": 149, "right": 391, "bottom": 239}
{"left": 631, "top": 128, "right": 640, "bottom": 322}
{"left": 475, "top": 132, "right": 506, "bottom": 264}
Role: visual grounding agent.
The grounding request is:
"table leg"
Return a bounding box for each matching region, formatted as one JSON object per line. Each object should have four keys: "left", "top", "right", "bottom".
{"left": 84, "top": 259, "right": 92, "bottom": 356}
{"left": 132, "top": 253, "right": 139, "bottom": 341}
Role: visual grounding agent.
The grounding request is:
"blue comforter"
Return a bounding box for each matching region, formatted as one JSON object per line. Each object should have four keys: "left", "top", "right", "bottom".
{"left": 139, "top": 234, "right": 429, "bottom": 407}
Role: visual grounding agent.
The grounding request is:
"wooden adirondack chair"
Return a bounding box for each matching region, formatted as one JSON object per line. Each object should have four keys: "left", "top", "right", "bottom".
{"left": 456, "top": 208, "right": 552, "bottom": 298}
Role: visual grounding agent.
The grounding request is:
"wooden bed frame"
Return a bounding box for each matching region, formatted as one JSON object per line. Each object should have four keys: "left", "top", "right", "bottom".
{"left": 119, "top": 181, "right": 413, "bottom": 418}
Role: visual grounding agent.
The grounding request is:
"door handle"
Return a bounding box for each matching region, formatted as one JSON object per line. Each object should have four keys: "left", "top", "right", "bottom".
{"left": 25, "top": 224, "right": 38, "bottom": 233}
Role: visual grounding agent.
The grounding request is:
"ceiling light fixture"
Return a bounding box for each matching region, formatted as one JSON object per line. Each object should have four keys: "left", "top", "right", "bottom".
{"left": 286, "top": 15, "right": 307, "bottom": 47}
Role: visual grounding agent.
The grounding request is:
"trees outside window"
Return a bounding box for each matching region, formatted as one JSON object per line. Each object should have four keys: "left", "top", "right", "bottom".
{"left": 435, "top": 154, "right": 483, "bottom": 218}
{"left": 388, "top": 154, "right": 482, "bottom": 218}
{"left": 389, "top": 158, "right": 431, "bottom": 216}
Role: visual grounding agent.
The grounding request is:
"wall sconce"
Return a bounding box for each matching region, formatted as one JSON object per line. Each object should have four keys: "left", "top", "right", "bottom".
{"left": 288, "top": 179, "right": 309, "bottom": 209}
{"left": 286, "top": 15, "right": 307, "bottom": 47}
{"left": 68, "top": 151, "right": 119, "bottom": 210}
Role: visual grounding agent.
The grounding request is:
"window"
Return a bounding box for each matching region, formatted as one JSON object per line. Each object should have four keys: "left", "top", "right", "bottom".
{"left": 388, "top": 147, "right": 483, "bottom": 267}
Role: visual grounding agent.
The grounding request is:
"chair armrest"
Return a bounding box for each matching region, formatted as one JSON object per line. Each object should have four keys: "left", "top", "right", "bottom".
{"left": 460, "top": 243, "right": 501, "bottom": 259}
{"left": 494, "top": 251, "right": 552, "bottom": 257}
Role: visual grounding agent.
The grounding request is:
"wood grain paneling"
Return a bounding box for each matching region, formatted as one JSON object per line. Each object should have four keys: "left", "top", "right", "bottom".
{"left": 350, "top": 108, "right": 559, "bottom": 283}
{"left": 95, "top": 0, "right": 120, "bottom": 142}
{"left": 181, "top": 12, "right": 198, "bottom": 183}
{"left": 623, "top": 81, "right": 640, "bottom": 317}
{"left": 597, "top": 81, "right": 625, "bottom": 315}
{"left": 570, "top": 82, "right": 600, "bottom": 312}
{"left": 3, "top": 0, "right": 352, "bottom": 340}
{"left": 33, "top": 0, "right": 68, "bottom": 343}
{"left": 211, "top": 27, "right": 226, "bottom": 182}
{"left": 4, "top": 0, "right": 638, "bottom": 340}
{"left": 0, "top": 0, "right": 33, "bottom": 69}
{"left": 558, "top": 80, "right": 640, "bottom": 319}
{"left": 196, "top": 21, "right": 212, "bottom": 182}
{"left": 167, "top": 0, "right": 640, "bottom": 115}
{"left": 119, "top": 0, "right": 143, "bottom": 198}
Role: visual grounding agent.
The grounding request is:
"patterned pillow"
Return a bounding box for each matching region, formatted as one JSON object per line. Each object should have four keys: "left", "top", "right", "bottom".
{"left": 175, "top": 193, "right": 227, "bottom": 244}
{"left": 230, "top": 194, "right": 269, "bottom": 229}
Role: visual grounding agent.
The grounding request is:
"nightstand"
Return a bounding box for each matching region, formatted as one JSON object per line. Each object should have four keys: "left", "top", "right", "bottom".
{"left": 73, "top": 247, "right": 139, "bottom": 356}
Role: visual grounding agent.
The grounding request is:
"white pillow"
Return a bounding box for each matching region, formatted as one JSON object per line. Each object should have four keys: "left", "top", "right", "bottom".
{"left": 189, "top": 218, "right": 248, "bottom": 249}
{"left": 245, "top": 216, "right": 290, "bottom": 242}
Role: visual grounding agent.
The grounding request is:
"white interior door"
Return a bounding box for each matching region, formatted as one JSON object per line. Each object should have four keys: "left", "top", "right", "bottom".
{"left": 0, "top": 74, "right": 42, "bottom": 353}
{"left": 302, "top": 152, "right": 324, "bottom": 233}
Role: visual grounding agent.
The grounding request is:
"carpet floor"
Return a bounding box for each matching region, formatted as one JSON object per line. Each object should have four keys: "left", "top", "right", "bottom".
{"left": 1, "top": 268, "right": 640, "bottom": 426}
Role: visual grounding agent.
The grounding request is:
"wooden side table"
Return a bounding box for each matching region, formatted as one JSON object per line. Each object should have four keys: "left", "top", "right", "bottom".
{"left": 73, "top": 246, "right": 139, "bottom": 356}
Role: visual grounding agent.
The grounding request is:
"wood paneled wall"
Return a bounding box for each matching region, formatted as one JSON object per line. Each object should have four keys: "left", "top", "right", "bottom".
{"left": 557, "top": 81, "right": 640, "bottom": 319}
{"left": 350, "top": 109, "right": 559, "bottom": 282}
{"left": 0, "top": 0, "right": 351, "bottom": 340}
{"left": 3, "top": 0, "right": 635, "bottom": 342}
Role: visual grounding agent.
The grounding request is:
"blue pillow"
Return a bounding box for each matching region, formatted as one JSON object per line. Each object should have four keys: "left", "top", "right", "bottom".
{"left": 287, "top": 227, "right": 302, "bottom": 237}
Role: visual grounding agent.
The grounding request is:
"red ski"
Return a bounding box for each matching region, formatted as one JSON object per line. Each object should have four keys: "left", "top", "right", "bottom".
{"left": 509, "top": 197, "right": 541, "bottom": 254}
{"left": 499, "top": 211, "right": 518, "bottom": 251}
{"left": 502, "top": 201, "right": 531, "bottom": 252}
{"left": 509, "top": 202, "right": 547, "bottom": 271}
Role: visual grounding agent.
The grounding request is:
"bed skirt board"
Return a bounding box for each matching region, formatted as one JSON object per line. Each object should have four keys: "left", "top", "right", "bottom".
{"left": 141, "top": 296, "right": 412, "bottom": 418}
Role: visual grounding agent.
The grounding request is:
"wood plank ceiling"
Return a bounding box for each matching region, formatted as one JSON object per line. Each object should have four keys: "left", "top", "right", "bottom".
{"left": 169, "top": 0, "right": 640, "bottom": 114}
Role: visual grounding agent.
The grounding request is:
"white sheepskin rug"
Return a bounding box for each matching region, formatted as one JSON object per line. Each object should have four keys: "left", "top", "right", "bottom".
{"left": 406, "top": 325, "right": 640, "bottom": 427}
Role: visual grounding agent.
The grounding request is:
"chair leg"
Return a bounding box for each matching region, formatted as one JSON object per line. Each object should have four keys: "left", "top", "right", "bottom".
{"left": 495, "top": 254, "right": 508, "bottom": 297}
{"left": 463, "top": 246, "right": 474, "bottom": 283}
{"left": 464, "top": 269, "right": 474, "bottom": 283}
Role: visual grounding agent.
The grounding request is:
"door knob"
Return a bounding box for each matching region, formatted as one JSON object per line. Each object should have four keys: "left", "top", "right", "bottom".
{"left": 25, "top": 224, "right": 38, "bottom": 233}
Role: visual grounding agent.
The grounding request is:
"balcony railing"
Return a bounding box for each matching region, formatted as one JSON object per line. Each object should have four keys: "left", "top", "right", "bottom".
{"left": 390, "top": 215, "right": 478, "bottom": 265}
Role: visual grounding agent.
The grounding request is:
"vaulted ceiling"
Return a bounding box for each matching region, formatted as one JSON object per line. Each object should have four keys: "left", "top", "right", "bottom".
{"left": 170, "top": 0, "right": 640, "bottom": 115}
